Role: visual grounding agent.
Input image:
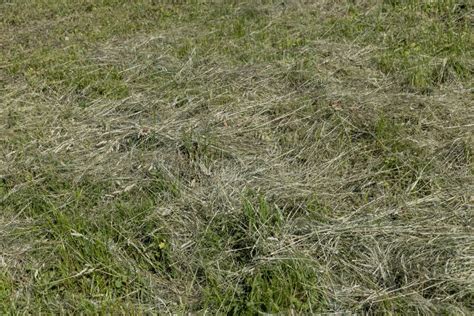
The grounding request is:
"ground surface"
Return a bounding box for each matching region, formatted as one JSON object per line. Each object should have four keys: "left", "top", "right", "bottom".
{"left": 1, "top": 0, "right": 473, "bottom": 314}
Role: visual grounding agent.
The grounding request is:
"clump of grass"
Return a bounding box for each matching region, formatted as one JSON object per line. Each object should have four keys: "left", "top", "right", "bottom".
{"left": 8, "top": 48, "right": 129, "bottom": 101}
{"left": 204, "top": 258, "right": 327, "bottom": 314}
{"left": 1, "top": 0, "right": 473, "bottom": 314}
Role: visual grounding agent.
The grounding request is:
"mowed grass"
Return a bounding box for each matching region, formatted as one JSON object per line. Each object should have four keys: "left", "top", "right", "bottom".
{"left": 1, "top": 0, "right": 473, "bottom": 313}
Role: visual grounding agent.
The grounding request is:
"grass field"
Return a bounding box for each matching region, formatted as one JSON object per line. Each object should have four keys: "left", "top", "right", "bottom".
{"left": 1, "top": 0, "right": 473, "bottom": 313}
